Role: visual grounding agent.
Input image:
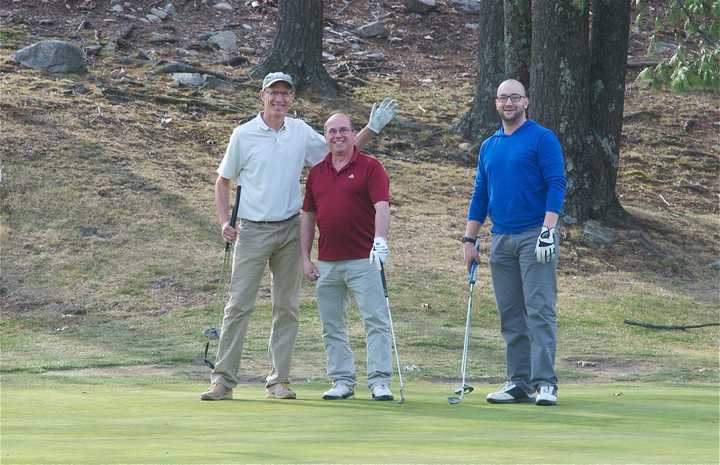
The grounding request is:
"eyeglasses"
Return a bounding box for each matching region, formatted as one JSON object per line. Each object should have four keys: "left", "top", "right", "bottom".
{"left": 326, "top": 127, "right": 353, "bottom": 136}
{"left": 496, "top": 94, "right": 526, "bottom": 103}
{"left": 266, "top": 90, "right": 293, "bottom": 98}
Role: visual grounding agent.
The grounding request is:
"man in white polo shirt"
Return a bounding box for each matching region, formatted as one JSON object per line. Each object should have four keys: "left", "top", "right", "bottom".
{"left": 201, "top": 72, "right": 398, "bottom": 401}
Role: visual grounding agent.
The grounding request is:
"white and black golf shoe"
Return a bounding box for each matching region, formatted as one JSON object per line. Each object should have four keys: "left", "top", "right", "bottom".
{"left": 535, "top": 385, "right": 558, "bottom": 406}
{"left": 371, "top": 384, "right": 394, "bottom": 401}
{"left": 322, "top": 383, "right": 354, "bottom": 400}
{"left": 486, "top": 382, "right": 534, "bottom": 404}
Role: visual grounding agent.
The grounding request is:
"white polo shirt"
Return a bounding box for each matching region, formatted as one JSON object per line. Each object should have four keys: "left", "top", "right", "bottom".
{"left": 217, "top": 113, "right": 327, "bottom": 221}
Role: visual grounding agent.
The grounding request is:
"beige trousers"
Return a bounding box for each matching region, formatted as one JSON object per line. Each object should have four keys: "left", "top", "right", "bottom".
{"left": 211, "top": 216, "right": 301, "bottom": 388}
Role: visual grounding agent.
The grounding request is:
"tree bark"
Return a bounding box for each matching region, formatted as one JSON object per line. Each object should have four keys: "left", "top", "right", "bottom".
{"left": 504, "top": 0, "right": 531, "bottom": 87}
{"left": 455, "top": 0, "right": 505, "bottom": 142}
{"left": 589, "top": 0, "right": 631, "bottom": 219}
{"left": 251, "top": 0, "right": 337, "bottom": 96}
{"left": 530, "top": 1, "right": 593, "bottom": 222}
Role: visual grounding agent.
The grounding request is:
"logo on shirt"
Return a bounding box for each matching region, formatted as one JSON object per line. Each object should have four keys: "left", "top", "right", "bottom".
{"left": 348, "top": 174, "right": 355, "bottom": 179}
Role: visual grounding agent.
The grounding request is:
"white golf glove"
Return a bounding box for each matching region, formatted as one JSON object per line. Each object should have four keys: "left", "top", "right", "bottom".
{"left": 535, "top": 226, "right": 557, "bottom": 264}
{"left": 369, "top": 237, "right": 390, "bottom": 269}
{"left": 367, "top": 98, "right": 398, "bottom": 134}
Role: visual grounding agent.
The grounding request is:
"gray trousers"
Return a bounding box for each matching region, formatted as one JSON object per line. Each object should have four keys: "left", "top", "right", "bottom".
{"left": 489, "top": 227, "right": 558, "bottom": 394}
{"left": 315, "top": 259, "right": 393, "bottom": 390}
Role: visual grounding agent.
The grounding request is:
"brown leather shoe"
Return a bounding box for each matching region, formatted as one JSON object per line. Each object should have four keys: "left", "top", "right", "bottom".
{"left": 265, "top": 383, "right": 296, "bottom": 399}
{"left": 200, "top": 383, "right": 233, "bottom": 401}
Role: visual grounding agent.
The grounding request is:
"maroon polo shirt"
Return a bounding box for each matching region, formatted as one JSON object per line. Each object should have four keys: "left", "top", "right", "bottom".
{"left": 303, "top": 148, "right": 390, "bottom": 261}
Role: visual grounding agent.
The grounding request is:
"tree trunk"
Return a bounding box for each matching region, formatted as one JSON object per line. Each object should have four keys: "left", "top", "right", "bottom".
{"left": 589, "top": 0, "right": 632, "bottom": 219}
{"left": 504, "top": 0, "right": 531, "bottom": 86}
{"left": 251, "top": 0, "right": 337, "bottom": 96}
{"left": 530, "top": 1, "right": 594, "bottom": 222}
{"left": 455, "top": 0, "right": 505, "bottom": 142}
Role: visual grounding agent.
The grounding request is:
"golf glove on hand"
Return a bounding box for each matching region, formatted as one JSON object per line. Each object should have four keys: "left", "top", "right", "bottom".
{"left": 369, "top": 237, "right": 390, "bottom": 269}
{"left": 535, "top": 226, "right": 557, "bottom": 264}
{"left": 367, "top": 98, "right": 398, "bottom": 134}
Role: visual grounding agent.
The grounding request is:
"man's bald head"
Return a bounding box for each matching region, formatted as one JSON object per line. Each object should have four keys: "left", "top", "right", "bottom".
{"left": 497, "top": 79, "right": 527, "bottom": 97}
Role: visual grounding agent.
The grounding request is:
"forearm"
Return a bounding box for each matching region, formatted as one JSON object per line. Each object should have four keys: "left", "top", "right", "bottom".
{"left": 464, "top": 220, "right": 482, "bottom": 238}
{"left": 299, "top": 211, "right": 316, "bottom": 260}
{"left": 214, "top": 176, "right": 230, "bottom": 225}
{"left": 373, "top": 201, "right": 390, "bottom": 238}
{"left": 543, "top": 212, "right": 559, "bottom": 229}
{"left": 355, "top": 126, "right": 373, "bottom": 151}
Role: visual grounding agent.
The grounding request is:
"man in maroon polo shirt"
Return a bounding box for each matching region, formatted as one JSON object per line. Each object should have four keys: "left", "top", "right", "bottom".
{"left": 300, "top": 112, "right": 394, "bottom": 401}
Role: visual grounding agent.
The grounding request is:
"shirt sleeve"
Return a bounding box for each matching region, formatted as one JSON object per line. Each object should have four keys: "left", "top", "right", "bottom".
{"left": 537, "top": 129, "right": 566, "bottom": 214}
{"left": 302, "top": 169, "right": 317, "bottom": 212}
{"left": 367, "top": 159, "right": 390, "bottom": 204}
{"left": 467, "top": 143, "right": 489, "bottom": 223}
{"left": 303, "top": 122, "right": 329, "bottom": 166}
{"left": 217, "top": 128, "right": 243, "bottom": 182}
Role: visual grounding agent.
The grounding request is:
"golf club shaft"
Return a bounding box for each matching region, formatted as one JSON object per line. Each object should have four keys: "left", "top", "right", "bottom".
{"left": 380, "top": 262, "right": 405, "bottom": 402}
{"left": 456, "top": 240, "right": 480, "bottom": 398}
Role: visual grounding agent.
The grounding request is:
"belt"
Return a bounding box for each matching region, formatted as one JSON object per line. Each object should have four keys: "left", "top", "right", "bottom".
{"left": 243, "top": 213, "right": 299, "bottom": 225}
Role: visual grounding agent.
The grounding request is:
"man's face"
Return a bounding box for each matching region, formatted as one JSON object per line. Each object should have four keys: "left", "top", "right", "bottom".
{"left": 324, "top": 114, "right": 356, "bottom": 156}
{"left": 260, "top": 82, "right": 294, "bottom": 118}
{"left": 495, "top": 82, "right": 528, "bottom": 124}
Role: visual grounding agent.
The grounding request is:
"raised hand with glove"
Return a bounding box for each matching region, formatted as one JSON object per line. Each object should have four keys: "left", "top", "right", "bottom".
{"left": 369, "top": 237, "right": 390, "bottom": 270}
{"left": 367, "top": 98, "right": 399, "bottom": 134}
{"left": 535, "top": 226, "right": 557, "bottom": 264}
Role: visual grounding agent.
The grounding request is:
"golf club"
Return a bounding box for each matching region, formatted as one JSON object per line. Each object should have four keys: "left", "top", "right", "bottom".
{"left": 379, "top": 261, "right": 405, "bottom": 404}
{"left": 202, "top": 185, "right": 241, "bottom": 370}
{"left": 448, "top": 238, "right": 480, "bottom": 405}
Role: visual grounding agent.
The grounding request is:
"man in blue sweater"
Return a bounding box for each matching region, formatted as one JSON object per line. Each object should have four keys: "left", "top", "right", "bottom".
{"left": 463, "top": 79, "right": 566, "bottom": 406}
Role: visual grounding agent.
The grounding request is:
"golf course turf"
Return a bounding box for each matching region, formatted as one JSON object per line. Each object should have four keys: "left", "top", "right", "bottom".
{"left": 2, "top": 378, "right": 717, "bottom": 464}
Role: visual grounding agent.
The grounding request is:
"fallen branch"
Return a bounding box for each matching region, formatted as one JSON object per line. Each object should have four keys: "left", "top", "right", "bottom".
{"left": 101, "top": 86, "right": 240, "bottom": 113}
{"left": 624, "top": 320, "right": 720, "bottom": 331}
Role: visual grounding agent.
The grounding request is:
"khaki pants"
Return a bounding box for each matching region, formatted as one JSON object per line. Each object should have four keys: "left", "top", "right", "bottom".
{"left": 211, "top": 216, "right": 302, "bottom": 389}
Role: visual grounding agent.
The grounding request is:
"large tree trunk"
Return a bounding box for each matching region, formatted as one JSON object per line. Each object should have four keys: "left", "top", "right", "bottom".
{"left": 589, "top": 0, "right": 632, "bottom": 219}
{"left": 504, "top": 0, "right": 531, "bottom": 86}
{"left": 454, "top": 0, "right": 505, "bottom": 142}
{"left": 251, "top": 0, "right": 337, "bottom": 96}
{"left": 531, "top": 1, "right": 594, "bottom": 222}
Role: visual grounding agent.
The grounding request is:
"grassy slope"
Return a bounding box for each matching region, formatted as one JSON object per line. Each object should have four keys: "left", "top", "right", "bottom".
{"left": 1, "top": 23, "right": 718, "bottom": 389}
{"left": 1, "top": 376, "right": 718, "bottom": 464}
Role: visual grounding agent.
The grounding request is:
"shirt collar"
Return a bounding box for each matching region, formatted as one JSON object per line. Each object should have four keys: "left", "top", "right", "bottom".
{"left": 257, "top": 112, "right": 287, "bottom": 132}
{"left": 324, "top": 147, "right": 360, "bottom": 173}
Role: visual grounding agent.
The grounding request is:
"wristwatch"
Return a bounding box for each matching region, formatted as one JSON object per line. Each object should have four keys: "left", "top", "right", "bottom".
{"left": 461, "top": 236, "right": 477, "bottom": 244}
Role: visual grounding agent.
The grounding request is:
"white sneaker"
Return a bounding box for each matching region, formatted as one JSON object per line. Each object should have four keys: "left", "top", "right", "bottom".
{"left": 486, "top": 382, "right": 534, "bottom": 404}
{"left": 322, "top": 383, "right": 354, "bottom": 400}
{"left": 535, "top": 385, "right": 558, "bottom": 406}
{"left": 371, "top": 384, "right": 394, "bottom": 401}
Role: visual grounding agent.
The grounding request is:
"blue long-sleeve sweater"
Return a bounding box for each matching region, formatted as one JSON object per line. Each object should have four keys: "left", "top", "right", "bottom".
{"left": 468, "top": 120, "right": 566, "bottom": 234}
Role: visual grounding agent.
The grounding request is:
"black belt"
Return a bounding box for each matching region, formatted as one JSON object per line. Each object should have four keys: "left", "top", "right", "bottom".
{"left": 243, "top": 213, "right": 299, "bottom": 225}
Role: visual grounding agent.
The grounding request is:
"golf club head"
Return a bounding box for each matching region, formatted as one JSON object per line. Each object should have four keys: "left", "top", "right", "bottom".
{"left": 447, "top": 395, "right": 462, "bottom": 404}
{"left": 203, "top": 327, "right": 220, "bottom": 340}
{"left": 454, "top": 384, "right": 474, "bottom": 395}
{"left": 398, "top": 391, "right": 405, "bottom": 404}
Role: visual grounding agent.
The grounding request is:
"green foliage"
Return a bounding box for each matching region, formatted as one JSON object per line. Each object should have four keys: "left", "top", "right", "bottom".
{"left": 638, "top": 0, "right": 720, "bottom": 91}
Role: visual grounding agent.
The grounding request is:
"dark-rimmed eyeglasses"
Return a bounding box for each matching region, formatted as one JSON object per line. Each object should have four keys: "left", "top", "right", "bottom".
{"left": 327, "top": 127, "right": 353, "bottom": 136}
{"left": 495, "top": 94, "right": 526, "bottom": 103}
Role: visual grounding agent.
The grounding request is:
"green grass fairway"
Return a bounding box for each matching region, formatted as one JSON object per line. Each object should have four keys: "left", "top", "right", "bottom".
{"left": 1, "top": 379, "right": 717, "bottom": 464}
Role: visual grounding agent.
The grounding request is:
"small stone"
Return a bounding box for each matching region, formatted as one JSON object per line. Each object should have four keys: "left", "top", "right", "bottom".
{"left": 356, "top": 20, "right": 387, "bottom": 39}
{"left": 79, "top": 227, "right": 98, "bottom": 237}
{"left": 404, "top": 0, "right": 437, "bottom": 14}
{"left": 450, "top": 0, "right": 482, "bottom": 14}
{"left": 458, "top": 142, "right": 471, "bottom": 151}
{"left": 581, "top": 220, "right": 617, "bottom": 248}
{"left": 214, "top": 2, "right": 234, "bottom": 11}
{"left": 110, "top": 4, "right": 124, "bottom": 13}
{"left": 171, "top": 72, "right": 206, "bottom": 87}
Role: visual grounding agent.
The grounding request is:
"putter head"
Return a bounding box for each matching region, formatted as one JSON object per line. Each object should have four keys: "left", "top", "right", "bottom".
{"left": 203, "top": 327, "right": 220, "bottom": 340}
{"left": 447, "top": 395, "right": 462, "bottom": 404}
{"left": 398, "top": 391, "right": 405, "bottom": 405}
{"left": 454, "top": 384, "right": 474, "bottom": 395}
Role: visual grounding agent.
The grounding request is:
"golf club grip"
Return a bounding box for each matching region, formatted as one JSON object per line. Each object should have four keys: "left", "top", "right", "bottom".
{"left": 224, "top": 186, "right": 242, "bottom": 253}
{"left": 379, "top": 262, "right": 389, "bottom": 298}
{"left": 468, "top": 238, "right": 480, "bottom": 284}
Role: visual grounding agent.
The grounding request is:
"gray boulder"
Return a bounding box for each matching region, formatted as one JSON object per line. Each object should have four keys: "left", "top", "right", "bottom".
{"left": 450, "top": 0, "right": 482, "bottom": 14}
{"left": 171, "top": 72, "right": 206, "bottom": 87}
{"left": 581, "top": 220, "right": 617, "bottom": 248}
{"left": 356, "top": 21, "right": 387, "bottom": 39}
{"left": 208, "top": 31, "right": 238, "bottom": 53}
{"left": 405, "top": 0, "right": 437, "bottom": 14}
{"left": 12, "top": 40, "right": 87, "bottom": 73}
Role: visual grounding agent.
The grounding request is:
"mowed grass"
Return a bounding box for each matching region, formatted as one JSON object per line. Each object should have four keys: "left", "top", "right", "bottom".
{"left": 1, "top": 376, "right": 717, "bottom": 464}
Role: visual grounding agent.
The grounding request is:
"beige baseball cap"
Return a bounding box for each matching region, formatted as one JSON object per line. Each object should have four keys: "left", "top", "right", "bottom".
{"left": 262, "top": 72, "right": 294, "bottom": 89}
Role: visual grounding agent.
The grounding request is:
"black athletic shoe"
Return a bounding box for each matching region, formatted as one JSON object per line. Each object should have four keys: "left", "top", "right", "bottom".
{"left": 486, "top": 382, "right": 534, "bottom": 404}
